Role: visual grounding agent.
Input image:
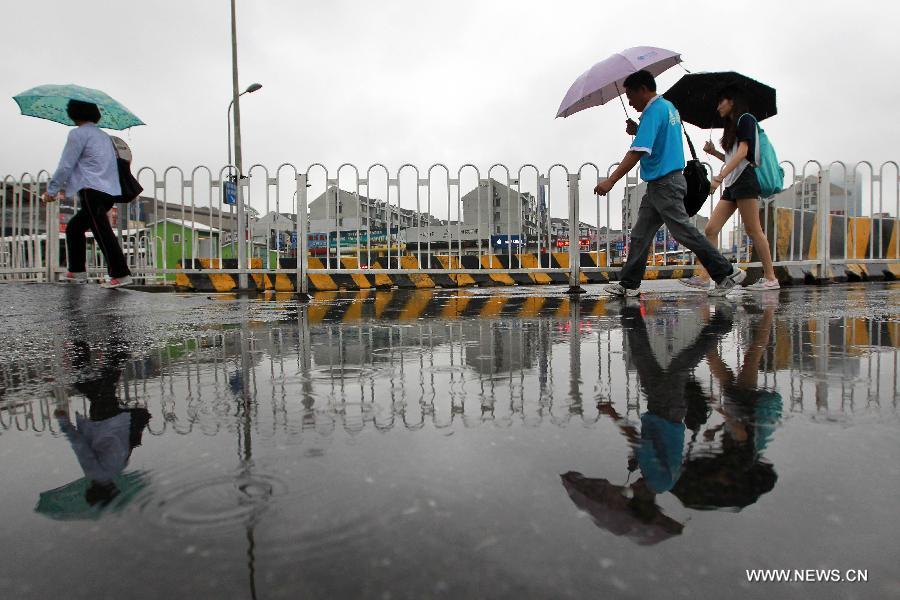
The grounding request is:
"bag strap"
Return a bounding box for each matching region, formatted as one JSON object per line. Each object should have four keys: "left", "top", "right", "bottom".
{"left": 681, "top": 122, "right": 699, "bottom": 161}
{"left": 738, "top": 112, "right": 762, "bottom": 166}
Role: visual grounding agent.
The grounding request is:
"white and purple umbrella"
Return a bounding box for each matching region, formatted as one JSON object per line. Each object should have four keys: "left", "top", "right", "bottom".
{"left": 556, "top": 46, "right": 683, "bottom": 118}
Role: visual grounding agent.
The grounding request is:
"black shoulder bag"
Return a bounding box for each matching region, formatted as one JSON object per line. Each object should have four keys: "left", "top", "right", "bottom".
{"left": 681, "top": 124, "right": 710, "bottom": 217}
{"left": 110, "top": 138, "right": 143, "bottom": 203}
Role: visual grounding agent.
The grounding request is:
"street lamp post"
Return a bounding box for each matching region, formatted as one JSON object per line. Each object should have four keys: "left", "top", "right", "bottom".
{"left": 227, "top": 83, "right": 262, "bottom": 168}
{"left": 229, "top": 0, "right": 261, "bottom": 289}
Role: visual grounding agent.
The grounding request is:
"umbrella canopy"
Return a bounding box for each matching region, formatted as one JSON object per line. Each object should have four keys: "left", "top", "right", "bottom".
{"left": 663, "top": 71, "right": 776, "bottom": 129}
{"left": 556, "top": 46, "right": 682, "bottom": 118}
{"left": 35, "top": 471, "right": 148, "bottom": 521}
{"left": 13, "top": 84, "right": 145, "bottom": 130}
{"left": 561, "top": 472, "right": 684, "bottom": 545}
{"left": 671, "top": 455, "right": 777, "bottom": 510}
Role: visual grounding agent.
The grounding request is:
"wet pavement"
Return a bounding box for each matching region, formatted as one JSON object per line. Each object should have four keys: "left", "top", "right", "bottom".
{"left": 0, "top": 281, "right": 898, "bottom": 600}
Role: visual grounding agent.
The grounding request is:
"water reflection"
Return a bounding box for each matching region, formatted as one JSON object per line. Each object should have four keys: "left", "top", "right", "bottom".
{"left": 673, "top": 302, "right": 781, "bottom": 511}
{"left": 0, "top": 285, "right": 898, "bottom": 598}
{"left": 1, "top": 289, "right": 897, "bottom": 437}
{"left": 37, "top": 294, "right": 152, "bottom": 519}
{"left": 561, "top": 300, "right": 785, "bottom": 544}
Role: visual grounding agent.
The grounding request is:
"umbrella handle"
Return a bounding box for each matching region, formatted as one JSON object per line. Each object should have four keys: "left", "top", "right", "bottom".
{"left": 614, "top": 83, "right": 631, "bottom": 119}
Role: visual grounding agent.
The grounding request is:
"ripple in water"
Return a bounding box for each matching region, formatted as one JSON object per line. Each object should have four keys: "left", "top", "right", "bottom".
{"left": 140, "top": 470, "right": 288, "bottom": 532}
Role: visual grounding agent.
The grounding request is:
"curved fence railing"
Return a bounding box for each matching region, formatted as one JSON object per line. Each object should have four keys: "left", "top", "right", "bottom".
{"left": 2, "top": 161, "right": 898, "bottom": 287}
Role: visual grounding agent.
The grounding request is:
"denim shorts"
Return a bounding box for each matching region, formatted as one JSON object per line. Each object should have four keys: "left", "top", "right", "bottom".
{"left": 722, "top": 166, "right": 761, "bottom": 201}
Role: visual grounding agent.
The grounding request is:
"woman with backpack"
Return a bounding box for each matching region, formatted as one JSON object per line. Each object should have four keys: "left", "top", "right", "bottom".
{"left": 41, "top": 99, "right": 132, "bottom": 288}
{"left": 680, "top": 86, "right": 779, "bottom": 291}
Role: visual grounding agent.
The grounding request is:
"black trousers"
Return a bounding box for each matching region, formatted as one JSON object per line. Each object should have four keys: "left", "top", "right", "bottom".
{"left": 65, "top": 189, "right": 131, "bottom": 278}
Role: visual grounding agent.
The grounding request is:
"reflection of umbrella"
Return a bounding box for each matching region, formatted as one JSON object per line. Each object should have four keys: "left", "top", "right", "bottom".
{"left": 556, "top": 46, "right": 682, "bottom": 118}
{"left": 13, "top": 84, "right": 145, "bottom": 130}
{"left": 35, "top": 471, "right": 148, "bottom": 521}
{"left": 671, "top": 456, "right": 777, "bottom": 510}
{"left": 561, "top": 472, "right": 683, "bottom": 545}
{"left": 663, "top": 71, "right": 776, "bottom": 129}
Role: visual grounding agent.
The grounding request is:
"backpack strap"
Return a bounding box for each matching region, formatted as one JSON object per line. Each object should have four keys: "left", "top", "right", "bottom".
{"left": 738, "top": 112, "right": 761, "bottom": 166}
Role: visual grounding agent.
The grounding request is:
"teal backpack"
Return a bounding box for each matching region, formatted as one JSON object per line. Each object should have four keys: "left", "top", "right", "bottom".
{"left": 742, "top": 113, "right": 784, "bottom": 197}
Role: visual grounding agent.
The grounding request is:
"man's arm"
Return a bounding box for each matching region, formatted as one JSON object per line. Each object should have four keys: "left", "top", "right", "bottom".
{"left": 593, "top": 151, "right": 643, "bottom": 196}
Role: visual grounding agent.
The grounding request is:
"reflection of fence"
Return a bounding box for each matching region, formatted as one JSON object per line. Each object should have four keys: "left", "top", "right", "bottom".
{"left": 2, "top": 161, "right": 898, "bottom": 287}
{"left": 2, "top": 297, "right": 896, "bottom": 436}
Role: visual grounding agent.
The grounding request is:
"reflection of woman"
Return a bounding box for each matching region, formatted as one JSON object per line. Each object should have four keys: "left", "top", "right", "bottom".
{"left": 54, "top": 340, "right": 150, "bottom": 506}
{"left": 41, "top": 99, "right": 132, "bottom": 288}
{"left": 681, "top": 86, "right": 779, "bottom": 292}
{"left": 672, "top": 305, "right": 781, "bottom": 510}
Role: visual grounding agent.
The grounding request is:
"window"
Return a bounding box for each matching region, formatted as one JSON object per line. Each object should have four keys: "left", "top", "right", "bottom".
{"left": 172, "top": 233, "right": 181, "bottom": 243}
{"left": 494, "top": 197, "right": 500, "bottom": 207}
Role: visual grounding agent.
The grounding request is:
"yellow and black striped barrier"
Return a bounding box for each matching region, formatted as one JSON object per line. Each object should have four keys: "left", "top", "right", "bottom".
{"left": 173, "top": 251, "right": 660, "bottom": 292}
{"left": 174, "top": 214, "right": 897, "bottom": 292}
{"left": 175, "top": 258, "right": 273, "bottom": 292}
{"left": 756, "top": 208, "right": 899, "bottom": 283}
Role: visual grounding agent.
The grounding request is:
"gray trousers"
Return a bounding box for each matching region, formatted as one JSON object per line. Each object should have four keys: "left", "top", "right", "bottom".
{"left": 620, "top": 171, "right": 733, "bottom": 289}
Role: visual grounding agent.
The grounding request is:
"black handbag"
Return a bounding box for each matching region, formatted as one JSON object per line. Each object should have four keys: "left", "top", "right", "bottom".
{"left": 116, "top": 157, "right": 143, "bottom": 203}
{"left": 110, "top": 136, "right": 143, "bottom": 203}
{"left": 681, "top": 124, "right": 710, "bottom": 216}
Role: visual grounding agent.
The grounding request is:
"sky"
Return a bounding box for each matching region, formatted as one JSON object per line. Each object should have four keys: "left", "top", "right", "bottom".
{"left": 2, "top": 0, "right": 898, "bottom": 220}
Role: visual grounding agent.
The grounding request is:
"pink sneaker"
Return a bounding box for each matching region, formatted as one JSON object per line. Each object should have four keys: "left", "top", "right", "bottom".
{"left": 746, "top": 278, "right": 780, "bottom": 291}
{"left": 62, "top": 271, "right": 88, "bottom": 284}
{"left": 100, "top": 276, "right": 133, "bottom": 289}
{"left": 679, "top": 275, "right": 711, "bottom": 290}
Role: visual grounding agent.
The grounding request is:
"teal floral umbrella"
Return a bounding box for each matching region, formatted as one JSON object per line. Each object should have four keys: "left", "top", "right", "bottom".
{"left": 13, "top": 83, "right": 145, "bottom": 130}
{"left": 35, "top": 471, "right": 149, "bottom": 521}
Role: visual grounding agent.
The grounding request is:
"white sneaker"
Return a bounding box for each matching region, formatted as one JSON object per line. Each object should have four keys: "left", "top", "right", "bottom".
{"left": 100, "top": 275, "right": 132, "bottom": 289}
{"left": 746, "top": 277, "right": 780, "bottom": 291}
{"left": 603, "top": 282, "right": 640, "bottom": 297}
{"left": 708, "top": 266, "right": 746, "bottom": 297}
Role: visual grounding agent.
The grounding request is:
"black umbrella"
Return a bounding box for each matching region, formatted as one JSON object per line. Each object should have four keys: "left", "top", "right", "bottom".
{"left": 663, "top": 71, "right": 776, "bottom": 129}
{"left": 671, "top": 454, "right": 777, "bottom": 510}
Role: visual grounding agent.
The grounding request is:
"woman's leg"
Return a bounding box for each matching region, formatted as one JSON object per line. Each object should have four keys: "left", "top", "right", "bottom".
{"left": 82, "top": 189, "right": 131, "bottom": 279}
{"left": 736, "top": 198, "right": 776, "bottom": 281}
{"left": 691, "top": 199, "right": 736, "bottom": 281}
{"left": 64, "top": 206, "right": 89, "bottom": 273}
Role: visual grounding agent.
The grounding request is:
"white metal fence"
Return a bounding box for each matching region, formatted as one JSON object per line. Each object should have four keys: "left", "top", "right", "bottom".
{"left": 2, "top": 161, "right": 898, "bottom": 289}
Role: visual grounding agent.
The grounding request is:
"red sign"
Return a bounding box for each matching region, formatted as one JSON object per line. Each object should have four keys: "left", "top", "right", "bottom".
{"left": 556, "top": 237, "right": 593, "bottom": 249}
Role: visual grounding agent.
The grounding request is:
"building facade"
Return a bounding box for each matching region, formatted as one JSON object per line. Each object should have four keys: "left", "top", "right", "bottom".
{"left": 460, "top": 179, "right": 539, "bottom": 239}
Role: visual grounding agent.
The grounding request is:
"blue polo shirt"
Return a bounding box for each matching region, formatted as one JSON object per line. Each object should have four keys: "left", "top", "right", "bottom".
{"left": 636, "top": 412, "right": 685, "bottom": 494}
{"left": 630, "top": 95, "right": 685, "bottom": 182}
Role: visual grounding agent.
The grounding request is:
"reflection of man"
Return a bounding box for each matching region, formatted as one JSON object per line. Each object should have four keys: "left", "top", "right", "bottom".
{"left": 54, "top": 339, "right": 150, "bottom": 506}
{"left": 620, "top": 302, "right": 733, "bottom": 494}
{"left": 561, "top": 300, "right": 733, "bottom": 543}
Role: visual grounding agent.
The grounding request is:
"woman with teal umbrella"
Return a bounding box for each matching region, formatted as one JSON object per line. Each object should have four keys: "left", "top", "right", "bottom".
{"left": 41, "top": 99, "right": 133, "bottom": 287}
{"left": 15, "top": 84, "right": 144, "bottom": 287}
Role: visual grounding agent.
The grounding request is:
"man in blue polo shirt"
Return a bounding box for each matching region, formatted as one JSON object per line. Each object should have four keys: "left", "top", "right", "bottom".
{"left": 593, "top": 70, "right": 745, "bottom": 297}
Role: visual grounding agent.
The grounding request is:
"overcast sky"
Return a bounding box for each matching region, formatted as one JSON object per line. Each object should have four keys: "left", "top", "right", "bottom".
{"left": 2, "top": 0, "right": 897, "bottom": 198}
